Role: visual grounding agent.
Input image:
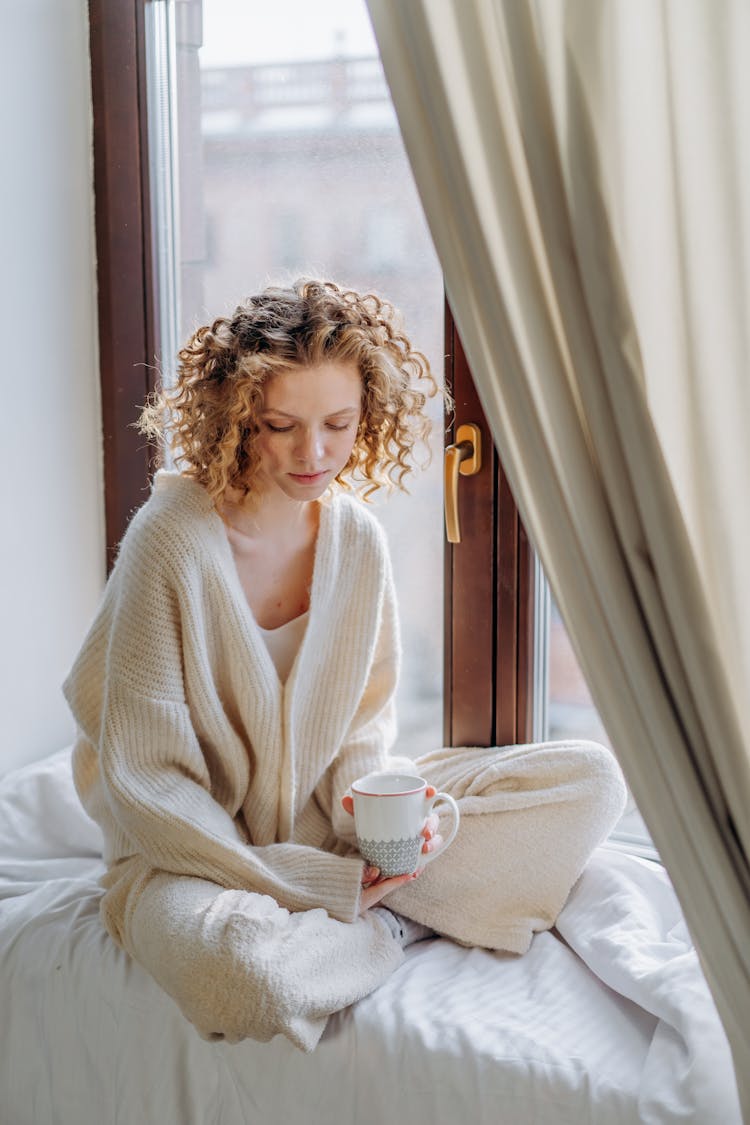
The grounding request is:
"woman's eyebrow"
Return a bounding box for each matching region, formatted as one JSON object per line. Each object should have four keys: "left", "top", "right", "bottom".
{"left": 260, "top": 406, "right": 360, "bottom": 419}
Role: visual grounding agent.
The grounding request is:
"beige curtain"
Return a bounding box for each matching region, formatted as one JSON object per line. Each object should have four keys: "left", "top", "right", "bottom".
{"left": 366, "top": 0, "right": 750, "bottom": 1114}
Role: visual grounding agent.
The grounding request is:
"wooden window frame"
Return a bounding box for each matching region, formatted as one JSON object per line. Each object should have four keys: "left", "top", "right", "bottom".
{"left": 89, "top": 0, "right": 159, "bottom": 570}
{"left": 89, "top": 0, "right": 535, "bottom": 746}
{"left": 443, "top": 308, "right": 534, "bottom": 747}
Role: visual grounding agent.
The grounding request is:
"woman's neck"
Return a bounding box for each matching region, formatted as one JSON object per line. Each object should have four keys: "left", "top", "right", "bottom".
{"left": 218, "top": 483, "right": 316, "bottom": 547}
{"left": 217, "top": 482, "right": 321, "bottom": 629}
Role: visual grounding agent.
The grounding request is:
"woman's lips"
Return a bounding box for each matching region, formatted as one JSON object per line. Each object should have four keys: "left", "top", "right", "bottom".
{"left": 288, "top": 470, "right": 328, "bottom": 485}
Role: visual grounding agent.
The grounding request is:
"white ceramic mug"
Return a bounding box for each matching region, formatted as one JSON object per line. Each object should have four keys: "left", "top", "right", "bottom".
{"left": 349, "top": 772, "right": 460, "bottom": 878}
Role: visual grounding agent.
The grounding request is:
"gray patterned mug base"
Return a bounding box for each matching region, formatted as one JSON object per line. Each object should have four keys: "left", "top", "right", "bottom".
{"left": 357, "top": 834, "right": 423, "bottom": 877}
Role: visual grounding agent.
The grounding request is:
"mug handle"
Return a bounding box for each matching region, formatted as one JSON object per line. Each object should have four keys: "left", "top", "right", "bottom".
{"left": 420, "top": 791, "right": 460, "bottom": 867}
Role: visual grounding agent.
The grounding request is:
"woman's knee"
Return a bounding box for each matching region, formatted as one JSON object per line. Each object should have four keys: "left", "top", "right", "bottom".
{"left": 557, "top": 739, "right": 628, "bottom": 831}
{"left": 573, "top": 739, "right": 626, "bottom": 794}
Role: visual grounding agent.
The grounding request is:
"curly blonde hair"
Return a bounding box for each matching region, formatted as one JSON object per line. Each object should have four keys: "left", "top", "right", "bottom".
{"left": 138, "top": 278, "right": 442, "bottom": 505}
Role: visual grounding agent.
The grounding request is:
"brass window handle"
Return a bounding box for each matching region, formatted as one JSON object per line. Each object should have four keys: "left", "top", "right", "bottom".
{"left": 444, "top": 423, "right": 482, "bottom": 543}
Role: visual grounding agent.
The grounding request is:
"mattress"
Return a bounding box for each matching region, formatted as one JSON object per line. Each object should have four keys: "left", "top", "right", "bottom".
{"left": 0, "top": 749, "right": 741, "bottom": 1125}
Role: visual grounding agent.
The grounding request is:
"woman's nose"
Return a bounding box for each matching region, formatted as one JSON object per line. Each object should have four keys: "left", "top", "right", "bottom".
{"left": 295, "top": 427, "right": 324, "bottom": 463}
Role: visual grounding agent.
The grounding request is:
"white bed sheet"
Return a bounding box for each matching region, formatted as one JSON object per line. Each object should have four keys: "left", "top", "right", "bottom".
{"left": 0, "top": 749, "right": 740, "bottom": 1125}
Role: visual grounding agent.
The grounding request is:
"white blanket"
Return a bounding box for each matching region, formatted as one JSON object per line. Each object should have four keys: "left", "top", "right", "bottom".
{"left": 0, "top": 750, "right": 741, "bottom": 1125}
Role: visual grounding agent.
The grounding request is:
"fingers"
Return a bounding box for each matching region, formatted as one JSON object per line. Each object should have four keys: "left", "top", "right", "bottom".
{"left": 420, "top": 812, "right": 440, "bottom": 840}
{"left": 361, "top": 865, "right": 380, "bottom": 886}
{"left": 360, "top": 869, "right": 422, "bottom": 912}
{"left": 420, "top": 812, "right": 441, "bottom": 854}
{"left": 422, "top": 832, "right": 444, "bottom": 855}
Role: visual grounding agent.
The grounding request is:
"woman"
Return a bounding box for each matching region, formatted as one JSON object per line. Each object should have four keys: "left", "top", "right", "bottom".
{"left": 64, "top": 278, "right": 626, "bottom": 1050}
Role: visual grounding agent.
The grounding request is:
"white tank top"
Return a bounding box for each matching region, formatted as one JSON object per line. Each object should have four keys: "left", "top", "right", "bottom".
{"left": 257, "top": 611, "right": 310, "bottom": 683}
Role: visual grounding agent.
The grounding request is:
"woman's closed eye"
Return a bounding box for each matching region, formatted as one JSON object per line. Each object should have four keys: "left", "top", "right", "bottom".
{"left": 264, "top": 421, "right": 353, "bottom": 433}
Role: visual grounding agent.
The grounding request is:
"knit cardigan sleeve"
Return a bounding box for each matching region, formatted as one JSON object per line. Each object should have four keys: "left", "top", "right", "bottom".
{"left": 64, "top": 507, "right": 366, "bottom": 925}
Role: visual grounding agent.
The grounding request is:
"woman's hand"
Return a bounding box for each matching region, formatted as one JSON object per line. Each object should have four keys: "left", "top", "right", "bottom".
{"left": 419, "top": 806, "right": 443, "bottom": 857}
{"left": 341, "top": 789, "right": 444, "bottom": 913}
{"left": 359, "top": 865, "right": 420, "bottom": 912}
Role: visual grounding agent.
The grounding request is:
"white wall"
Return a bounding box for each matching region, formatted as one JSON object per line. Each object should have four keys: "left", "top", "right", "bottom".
{"left": 1, "top": 1, "right": 103, "bottom": 774}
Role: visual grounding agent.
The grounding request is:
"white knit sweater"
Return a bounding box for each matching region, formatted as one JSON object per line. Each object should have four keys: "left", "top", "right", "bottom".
{"left": 63, "top": 470, "right": 412, "bottom": 929}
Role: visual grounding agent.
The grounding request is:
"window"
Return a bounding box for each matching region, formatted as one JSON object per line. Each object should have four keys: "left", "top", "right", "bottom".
{"left": 545, "top": 591, "right": 655, "bottom": 856}
{"left": 156, "top": 0, "right": 445, "bottom": 756}
{"left": 89, "top": 0, "right": 653, "bottom": 856}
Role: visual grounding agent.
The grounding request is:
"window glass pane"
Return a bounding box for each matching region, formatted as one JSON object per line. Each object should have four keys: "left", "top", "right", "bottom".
{"left": 547, "top": 592, "right": 657, "bottom": 858}
{"left": 165, "top": 0, "right": 444, "bottom": 756}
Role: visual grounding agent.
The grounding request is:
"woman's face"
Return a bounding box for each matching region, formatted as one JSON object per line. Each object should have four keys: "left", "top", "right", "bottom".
{"left": 255, "top": 361, "right": 362, "bottom": 502}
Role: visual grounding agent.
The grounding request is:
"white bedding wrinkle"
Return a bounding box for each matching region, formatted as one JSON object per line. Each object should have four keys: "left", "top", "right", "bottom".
{"left": 0, "top": 749, "right": 741, "bottom": 1125}
{"left": 557, "top": 851, "right": 742, "bottom": 1124}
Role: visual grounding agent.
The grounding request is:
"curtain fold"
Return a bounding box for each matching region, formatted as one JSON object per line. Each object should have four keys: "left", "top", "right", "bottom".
{"left": 366, "top": 0, "right": 750, "bottom": 1115}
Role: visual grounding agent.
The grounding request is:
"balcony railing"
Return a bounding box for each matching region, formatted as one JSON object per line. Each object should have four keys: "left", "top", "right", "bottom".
{"left": 201, "top": 56, "right": 393, "bottom": 137}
